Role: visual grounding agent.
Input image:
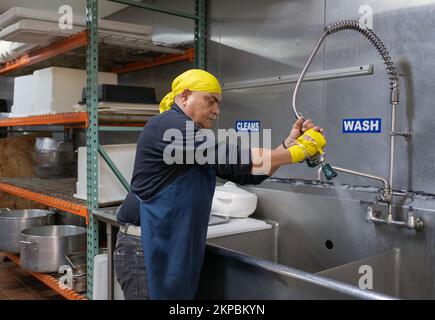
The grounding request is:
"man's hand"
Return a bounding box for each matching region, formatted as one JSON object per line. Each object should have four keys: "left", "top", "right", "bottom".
{"left": 284, "top": 118, "right": 324, "bottom": 148}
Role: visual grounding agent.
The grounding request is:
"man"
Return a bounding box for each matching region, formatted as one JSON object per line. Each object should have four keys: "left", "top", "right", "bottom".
{"left": 115, "top": 69, "right": 326, "bottom": 300}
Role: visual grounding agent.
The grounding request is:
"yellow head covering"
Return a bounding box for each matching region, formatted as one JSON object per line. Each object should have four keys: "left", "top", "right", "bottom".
{"left": 159, "top": 69, "right": 222, "bottom": 113}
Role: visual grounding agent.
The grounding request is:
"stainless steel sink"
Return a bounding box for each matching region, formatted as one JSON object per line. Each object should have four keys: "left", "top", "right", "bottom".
{"left": 198, "top": 183, "right": 435, "bottom": 300}
{"left": 200, "top": 225, "right": 398, "bottom": 300}
{"left": 316, "top": 248, "right": 401, "bottom": 297}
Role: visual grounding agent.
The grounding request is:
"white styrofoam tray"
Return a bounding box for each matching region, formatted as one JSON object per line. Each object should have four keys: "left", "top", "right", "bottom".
{"left": 0, "top": 7, "right": 152, "bottom": 36}
{"left": 207, "top": 217, "right": 272, "bottom": 239}
{"left": 0, "top": 19, "right": 80, "bottom": 44}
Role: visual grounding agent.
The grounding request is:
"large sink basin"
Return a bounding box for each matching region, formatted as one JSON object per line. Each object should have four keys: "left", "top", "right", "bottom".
{"left": 200, "top": 224, "right": 399, "bottom": 299}
{"left": 198, "top": 182, "right": 435, "bottom": 300}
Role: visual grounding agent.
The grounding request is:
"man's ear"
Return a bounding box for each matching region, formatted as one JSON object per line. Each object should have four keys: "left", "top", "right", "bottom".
{"left": 180, "top": 89, "right": 192, "bottom": 106}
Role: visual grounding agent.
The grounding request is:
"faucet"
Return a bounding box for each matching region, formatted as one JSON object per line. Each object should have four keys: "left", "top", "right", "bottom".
{"left": 294, "top": 20, "right": 421, "bottom": 230}
{"left": 316, "top": 158, "right": 390, "bottom": 202}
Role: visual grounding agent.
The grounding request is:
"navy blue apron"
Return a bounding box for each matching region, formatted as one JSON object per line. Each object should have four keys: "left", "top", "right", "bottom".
{"left": 137, "top": 165, "right": 216, "bottom": 299}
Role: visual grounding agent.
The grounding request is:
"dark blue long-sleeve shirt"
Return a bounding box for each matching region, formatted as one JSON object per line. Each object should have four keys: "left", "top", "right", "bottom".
{"left": 117, "top": 103, "right": 268, "bottom": 225}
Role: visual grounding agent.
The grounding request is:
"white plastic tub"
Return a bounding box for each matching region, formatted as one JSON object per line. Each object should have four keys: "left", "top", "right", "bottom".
{"left": 11, "top": 74, "right": 33, "bottom": 116}
{"left": 74, "top": 144, "right": 136, "bottom": 204}
{"left": 32, "top": 67, "right": 118, "bottom": 114}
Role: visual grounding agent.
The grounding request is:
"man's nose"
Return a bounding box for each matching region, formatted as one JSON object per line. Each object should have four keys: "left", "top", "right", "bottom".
{"left": 214, "top": 104, "right": 220, "bottom": 115}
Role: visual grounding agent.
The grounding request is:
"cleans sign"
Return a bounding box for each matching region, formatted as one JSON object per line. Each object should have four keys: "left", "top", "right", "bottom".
{"left": 342, "top": 118, "right": 381, "bottom": 133}
{"left": 235, "top": 120, "right": 260, "bottom": 132}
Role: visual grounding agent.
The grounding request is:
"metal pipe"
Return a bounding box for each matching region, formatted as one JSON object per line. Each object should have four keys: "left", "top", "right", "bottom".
{"left": 388, "top": 102, "right": 398, "bottom": 215}
{"left": 222, "top": 65, "right": 373, "bottom": 91}
{"left": 292, "top": 32, "right": 327, "bottom": 119}
{"left": 317, "top": 165, "right": 389, "bottom": 192}
{"left": 366, "top": 203, "right": 423, "bottom": 231}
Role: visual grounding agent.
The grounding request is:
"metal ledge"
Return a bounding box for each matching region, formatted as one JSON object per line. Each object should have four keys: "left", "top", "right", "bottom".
{"left": 221, "top": 64, "right": 374, "bottom": 91}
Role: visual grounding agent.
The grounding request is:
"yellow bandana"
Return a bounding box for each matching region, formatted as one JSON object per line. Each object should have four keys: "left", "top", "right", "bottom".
{"left": 159, "top": 69, "right": 222, "bottom": 113}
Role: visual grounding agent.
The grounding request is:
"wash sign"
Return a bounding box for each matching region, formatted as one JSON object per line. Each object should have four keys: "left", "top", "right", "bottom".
{"left": 235, "top": 120, "right": 260, "bottom": 132}
{"left": 342, "top": 118, "right": 381, "bottom": 133}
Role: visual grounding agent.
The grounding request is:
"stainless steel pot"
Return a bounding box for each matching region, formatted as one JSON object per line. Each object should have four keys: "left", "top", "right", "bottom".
{"left": 35, "top": 138, "right": 73, "bottom": 152}
{"left": 20, "top": 225, "right": 86, "bottom": 273}
{"left": 0, "top": 209, "right": 54, "bottom": 253}
{"left": 31, "top": 150, "right": 76, "bottom": 165}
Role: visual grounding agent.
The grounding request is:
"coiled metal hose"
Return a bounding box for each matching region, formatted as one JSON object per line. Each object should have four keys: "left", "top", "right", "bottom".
{"left": 324, "top": 20, "right": 398, "bottom": 93}
{"left": 293, "top": 20, "right": 399, "bottom": 119}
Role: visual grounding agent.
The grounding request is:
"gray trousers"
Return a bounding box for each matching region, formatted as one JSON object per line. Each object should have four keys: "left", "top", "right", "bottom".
{"left": 114, "top": 230, "right": 149, "bottom": 300}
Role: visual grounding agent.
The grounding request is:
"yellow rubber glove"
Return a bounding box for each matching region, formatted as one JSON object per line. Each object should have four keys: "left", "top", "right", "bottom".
{"left": 287, "top": 128, "right": 327, "bottom": 163}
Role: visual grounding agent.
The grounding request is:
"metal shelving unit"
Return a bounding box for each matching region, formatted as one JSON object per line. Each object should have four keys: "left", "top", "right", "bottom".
{"left": 84, "top": 0, "right": 206, "bottom": 300}
{"left": 0, "top": 0, "right": 206, "bottom": 300}
{"left": 0, "top": 177, "right": 88, "bottom": 219}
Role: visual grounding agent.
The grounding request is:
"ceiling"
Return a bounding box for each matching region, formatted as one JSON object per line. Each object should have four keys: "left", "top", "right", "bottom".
{"left": 0, "top": 0, "right": 129, "bottom": 18}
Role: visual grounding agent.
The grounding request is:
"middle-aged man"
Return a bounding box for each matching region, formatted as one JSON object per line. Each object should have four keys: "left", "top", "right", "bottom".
{"left": 115, "top": 69, "right": 327, "bottom": 300}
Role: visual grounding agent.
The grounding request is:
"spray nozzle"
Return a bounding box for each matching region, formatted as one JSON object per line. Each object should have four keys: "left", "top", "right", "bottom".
{"left": 309, "top": 154, "right": 338, "bottom": 181}
{"left": 321, "top": 162, "right": 338, "bottom": 180}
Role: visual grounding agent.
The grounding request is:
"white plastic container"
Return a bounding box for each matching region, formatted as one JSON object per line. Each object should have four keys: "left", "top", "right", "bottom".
{"left": 31, "top": 67, "right": 118, "bottom": 114}
{"left": 11, "top": 74, "right": 33, "bottom": 116}
{"left": 92, "top": 253, "right": 124, "bottom": 300}
{"left": 74, "top": 144, "right": 136, "bottom": 204}
{"left": 211, "top": 182, "right": 258, "bottom": 218}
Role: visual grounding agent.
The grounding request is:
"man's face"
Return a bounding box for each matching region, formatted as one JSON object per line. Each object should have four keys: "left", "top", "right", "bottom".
{"left": 181, "top": 90, "right": 222, "bottom": 129}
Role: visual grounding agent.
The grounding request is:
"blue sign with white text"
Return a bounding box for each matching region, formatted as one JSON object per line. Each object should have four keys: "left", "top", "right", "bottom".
{"left": 235, "top": 120, "right": 260, "bottom": 132}
{"left": 342, "top": 118, "right": 382, "bottom": 133}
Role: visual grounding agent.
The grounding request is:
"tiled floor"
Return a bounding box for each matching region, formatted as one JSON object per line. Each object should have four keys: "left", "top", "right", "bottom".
{"left": 0, "top": 255, "right": 64, "bottom": 300}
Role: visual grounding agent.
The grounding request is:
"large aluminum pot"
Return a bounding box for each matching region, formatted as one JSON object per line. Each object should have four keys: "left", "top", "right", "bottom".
{"left": 20, "top": 225, "right": 86, "bottom": 273}
{"left": 30, "top": 150, "right": 76, "bottom": 165}
{"left": 0, "top": 209, "right": 54, "bottom": 253}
